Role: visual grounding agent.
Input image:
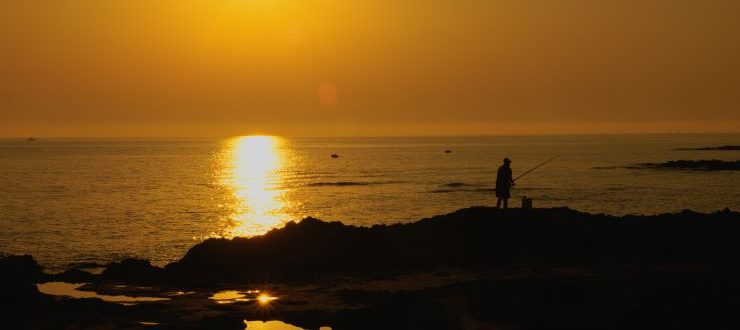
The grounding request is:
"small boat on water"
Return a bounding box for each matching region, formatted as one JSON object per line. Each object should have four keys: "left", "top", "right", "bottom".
{"left": 331, "top": 154, "right": 339, "bottom": 158}
{"left": 445, "top": 150, "right": 452, "bottom": 153}
{"left": 27, "top": 137, "right": 37, "bottom": 141}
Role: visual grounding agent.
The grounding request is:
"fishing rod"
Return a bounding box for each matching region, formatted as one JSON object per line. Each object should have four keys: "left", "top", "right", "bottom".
{"left": 513, "top": 153, "right": 566, "bottom": 182}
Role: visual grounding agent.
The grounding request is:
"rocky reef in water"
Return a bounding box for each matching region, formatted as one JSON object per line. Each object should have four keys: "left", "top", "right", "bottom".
{"left": 637, "top": 159, "right": 740, "bottom": 171}
{"left": 4, "top": 206, "right": 740, "bottom": 329}
{"left": 675, "top": 145, "right": 740, "bottom": 151}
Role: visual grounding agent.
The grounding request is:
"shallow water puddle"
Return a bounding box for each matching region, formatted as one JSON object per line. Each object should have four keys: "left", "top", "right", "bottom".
{"left": 139, "top": 321, "right": 159, "bottom": 326}
{"left": 245, "top": 320, "right": 332, "bottom": 330}
{"left": 209, "top": 289, "right": 278, "bottom": 305}
{"left": 245, "top": 320, "right": 303, "bottom": 330}
{"left": 37, "top": 282, "right": 169, "bottom": 303}
{"left": 209, "top": 290, "right": 251, "bottom": 304}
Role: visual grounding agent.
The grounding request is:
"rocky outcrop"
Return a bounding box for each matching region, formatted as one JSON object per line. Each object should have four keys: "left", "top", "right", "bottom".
{"left": 675, "top": 145, "right": 740, "bottom": 151}
{"left": 161, "top": 207, "right": 740, "bottom": 284}
{"left": 638, "top": 159, "right": 740, "bottom": 170}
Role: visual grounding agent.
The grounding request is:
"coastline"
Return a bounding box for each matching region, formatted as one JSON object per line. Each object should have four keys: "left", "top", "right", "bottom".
{"left": 3, "top": 206, "right": 740, "bottom": 329}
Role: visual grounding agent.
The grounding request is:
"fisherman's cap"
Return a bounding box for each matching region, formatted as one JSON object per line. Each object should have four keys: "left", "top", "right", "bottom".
{"left": 504, "top": 158, "right": 511, "bottom": 163}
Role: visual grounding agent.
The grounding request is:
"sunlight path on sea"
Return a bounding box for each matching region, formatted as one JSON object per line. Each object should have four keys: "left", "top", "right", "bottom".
{"left": 217, "top": 136, "right": 297, "bottom": 237}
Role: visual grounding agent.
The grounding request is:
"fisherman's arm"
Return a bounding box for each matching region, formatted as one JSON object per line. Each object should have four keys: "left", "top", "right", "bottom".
{"left": 508, "top": 169, "right": 515, "bottom": 186}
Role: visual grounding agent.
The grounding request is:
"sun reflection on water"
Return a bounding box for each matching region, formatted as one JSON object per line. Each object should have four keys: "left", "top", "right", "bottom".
{"left": 219, "top": 136, "right": 294, "bottom": 237}
{"left": 257, "top": 293, "right": 279, "bottom": 305}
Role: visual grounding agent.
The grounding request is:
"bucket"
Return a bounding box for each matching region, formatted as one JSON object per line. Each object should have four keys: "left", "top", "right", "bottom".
{"left": 521, "top": 196, "right": 533, "bottom": 209}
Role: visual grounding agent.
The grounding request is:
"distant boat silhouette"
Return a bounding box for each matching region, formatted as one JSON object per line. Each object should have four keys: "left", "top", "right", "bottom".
{"left": 26, "top": 137, "right": 36, "bottom": 141}
{"left": 445, "top": 150, "right": 452, "bottom": 153}
{"left": 331, "top": 154, "right": 339, "bottom": 158}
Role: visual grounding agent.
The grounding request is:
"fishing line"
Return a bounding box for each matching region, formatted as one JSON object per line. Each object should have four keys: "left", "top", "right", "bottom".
{"left": 513, "top": 153, "right": 566, "bottom": 182}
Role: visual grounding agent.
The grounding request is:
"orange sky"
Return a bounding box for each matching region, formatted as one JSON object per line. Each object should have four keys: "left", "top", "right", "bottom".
{"left": 1, "top": 0, "right": 739, "bottom": 137}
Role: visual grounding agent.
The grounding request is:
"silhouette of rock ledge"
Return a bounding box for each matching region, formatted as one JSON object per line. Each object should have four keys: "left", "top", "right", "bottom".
{"left": 101, "top": 259, "right": 164, "bottom": 283}
{"left": 0, "top": 254, "right": 44, "bottom": 282}
{"left": 52, "top": 268, "right": 96, "bottom": 283}
{"left": 158, "top": 207, "right": 740, "bottom": 285}
{"left": 0, "top": 254, "right": 44, "bottom": 299}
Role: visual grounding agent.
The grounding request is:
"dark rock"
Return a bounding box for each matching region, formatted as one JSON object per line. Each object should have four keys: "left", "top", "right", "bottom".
{"left": 329, "top": 270, "right": 740, "bottom": 330}
{"left": 6, "top": 207, "right": 740, "bottom": 329}
{"left": 334, "top": 290, "right": 460, "bottom": 330}
{"left": 161, "top": 207, "right": 740, "bottom": 285}
{"left": 0, "top": 255, "right": 45, "bottom": 300}
{"left": 52, "top": 268, "right": 96, "bottom": 283}
{"left": 638, "top": 159, "right": 740, "bottom": 171}
{"left": 0, "top": 254, "right": 44, "bottom": 283}
{"left": 675, "top": 145, "right": 740, "bottom": 151}
{"left": 199, "top": 314, "right": 245, "bottom": 329}
{"left": 0, "top": 255, "right": 134, "bottom": 329}
{"left": 101, "top": 259, "right": 164, "bottom": 283}
{"left": 283, "top": 310, "right": 330, "bottom": 330}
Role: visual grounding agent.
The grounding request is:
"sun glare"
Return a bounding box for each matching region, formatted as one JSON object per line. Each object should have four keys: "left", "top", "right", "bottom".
{"left": 257, "top": 293, "right": 278, "bottom": 305}
{"left": 220, "top": 135, "right": 293, "bottom": 237}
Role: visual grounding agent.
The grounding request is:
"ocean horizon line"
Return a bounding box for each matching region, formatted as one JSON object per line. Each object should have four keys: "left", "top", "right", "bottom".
{"left": 2, "top": 131, "right": 740, "bottom": 140}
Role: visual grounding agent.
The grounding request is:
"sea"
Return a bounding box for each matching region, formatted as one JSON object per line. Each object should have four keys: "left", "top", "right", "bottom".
{"left": 1, "top": 134, "right": 738, "bottom": 271}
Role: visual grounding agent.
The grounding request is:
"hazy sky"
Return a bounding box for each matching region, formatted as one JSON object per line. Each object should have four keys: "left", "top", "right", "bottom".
{"left": 1, "top": 0, "right": 739, "bottom": 137}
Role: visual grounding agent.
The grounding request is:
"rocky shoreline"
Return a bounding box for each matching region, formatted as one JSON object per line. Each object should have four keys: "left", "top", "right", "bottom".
{"left": 3, "top": 206, "right": 740, "bottom": 329}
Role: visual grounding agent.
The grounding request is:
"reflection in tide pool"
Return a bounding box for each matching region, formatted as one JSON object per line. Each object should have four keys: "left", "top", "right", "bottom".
{"left": 37, "top": 282, "right": 169, "bottom": 303}
{"left": 245, "top": 320, "right": 332, "bottom": 330}
{"left": 244, "top": 321, "right": 302, "bottom": 330}
{"left": 209, "top": 290, "right": 249, "bottom": 304}
{"left": 219, "top": 136, "right": 297, "bottom": 237}
{"left": 257, "top": 293, "right": 279, "bottom": 305}
{"left": 208, "top": 289, "right": 278, "bottom": 305}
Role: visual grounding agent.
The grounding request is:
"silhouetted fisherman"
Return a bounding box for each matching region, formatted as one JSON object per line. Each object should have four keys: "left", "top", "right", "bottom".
{"left": 496, "top": 158, "right": 514, "bottom": 209}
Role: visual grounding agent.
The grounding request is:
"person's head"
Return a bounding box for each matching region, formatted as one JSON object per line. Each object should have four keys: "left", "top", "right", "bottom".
{"left": 503, "top": 158, "right": 511, "bottom": 166}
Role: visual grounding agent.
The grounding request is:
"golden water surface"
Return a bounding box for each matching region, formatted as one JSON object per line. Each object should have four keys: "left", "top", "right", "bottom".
{"left": 218, "top": 136, "right": 297, "bottom": 237}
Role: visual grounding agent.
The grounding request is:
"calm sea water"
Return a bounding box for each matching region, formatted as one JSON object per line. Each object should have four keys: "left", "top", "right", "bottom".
{"left": 1, "top": 134, "right": 739, "bottom": 270}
